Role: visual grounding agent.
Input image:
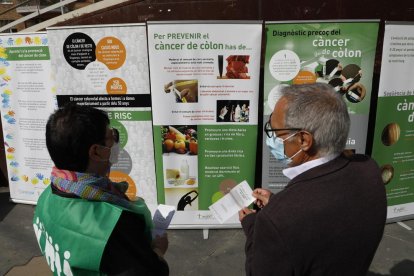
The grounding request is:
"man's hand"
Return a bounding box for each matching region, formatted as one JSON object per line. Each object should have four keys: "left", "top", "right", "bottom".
{"left": 253, "top": 188, "right": 272, "bottom": 208}
{"left": 238, "top": 207, "right": 256, "bottom": 222}
{"left": 152, "top": 233, "right": 168, "bottom": 257}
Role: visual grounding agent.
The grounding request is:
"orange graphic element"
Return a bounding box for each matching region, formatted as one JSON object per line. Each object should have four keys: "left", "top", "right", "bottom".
{"left": 96, "top": 36, "right": 126, "bottom": 70}
{"left": 109, "top": 170, "right": 137, "bottom": 200}
{"left": 293, "top": 71, "right": 317, "bottom": 85}
{"left": 106, "top": 77, "right": 127, "bottom": 94}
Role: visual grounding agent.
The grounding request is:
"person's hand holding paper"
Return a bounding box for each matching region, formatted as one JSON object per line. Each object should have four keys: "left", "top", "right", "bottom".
{"left": 252, "top": 188, "right": 272, "bottom": 209}
{"left": 238, "top": 207, "right": 256, "bottom": 221}
{"left": 238, "top": 188, "right": 273, "bottom": 221}
{"left": 209, "top": 180, "right": 255, "bottom": 224}
{"left": 152, "top": 204, "right": 175, "bottom": 238}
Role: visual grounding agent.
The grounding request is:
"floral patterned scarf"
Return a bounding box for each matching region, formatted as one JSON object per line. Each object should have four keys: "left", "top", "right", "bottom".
{"left": 51, "top": 167, "right": 153, "bottom": 238}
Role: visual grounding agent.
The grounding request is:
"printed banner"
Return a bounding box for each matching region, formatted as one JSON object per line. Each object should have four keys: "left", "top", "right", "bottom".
{"left": 372, "top": 23, "right": 414, "bottom": 221}
{"left": 147, "top": 21, "right": 262, "bottom": 226}
{"left": 263, "top": 21, "right": 379, "bottom": 193}
{"left": 47, "top": 24, "right": 157, "bottom": 204}
{"left": 0, "top": 33, "right": 56, "bottom": 203}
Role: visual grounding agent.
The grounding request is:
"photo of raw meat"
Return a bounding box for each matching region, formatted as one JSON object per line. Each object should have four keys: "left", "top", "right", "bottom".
{"left": 222, "top": 55, "right": 250, "bottom": 79}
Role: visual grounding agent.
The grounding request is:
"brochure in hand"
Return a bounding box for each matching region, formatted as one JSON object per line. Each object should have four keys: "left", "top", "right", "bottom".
{"left": 209, "top": 180, "right": 255, "bottom": 224}
{"left": 152, "top": 204, "right": 175, "bottom": 238}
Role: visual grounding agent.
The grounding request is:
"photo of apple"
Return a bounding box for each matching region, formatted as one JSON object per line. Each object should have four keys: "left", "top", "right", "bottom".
{"left": 161, "top": 125, "right": 198, "bottom": 155}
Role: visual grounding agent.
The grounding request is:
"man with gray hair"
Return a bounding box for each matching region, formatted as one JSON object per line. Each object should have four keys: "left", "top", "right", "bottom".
{"left": 239, "top": 83, "right": 386, "bottom": 275}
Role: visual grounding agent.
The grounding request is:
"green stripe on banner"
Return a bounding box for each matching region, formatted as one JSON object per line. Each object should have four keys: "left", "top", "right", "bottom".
{"left": 107, "top": 110, "right": 152, "bottom": 121}
{"left": 5, "top": 46, "right": 50, "bottom": 60}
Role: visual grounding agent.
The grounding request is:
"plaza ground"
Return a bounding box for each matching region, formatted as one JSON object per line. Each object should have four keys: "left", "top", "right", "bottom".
{"left": 1, "top": 186, "right": 414, "bottom": 276}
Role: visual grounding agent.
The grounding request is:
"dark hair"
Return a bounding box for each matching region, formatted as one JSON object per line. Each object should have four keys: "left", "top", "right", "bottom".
{"left": 45, "top": 103, "right": 109, "bottom": 172}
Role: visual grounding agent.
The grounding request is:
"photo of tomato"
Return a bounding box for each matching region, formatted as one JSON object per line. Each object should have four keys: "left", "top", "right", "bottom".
{"left": 161, "top": 125, "right": 198, "bottom": 155}
{"left": 189, "top": 139, "right": 198, "bottom": 155}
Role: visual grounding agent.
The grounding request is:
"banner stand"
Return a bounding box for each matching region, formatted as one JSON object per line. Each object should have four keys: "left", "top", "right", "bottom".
{"left": 0, "top": 32, "right": 56, "bottom": 204}
{"left": 371, "top": 22, "right": 414, "bottom": 222}
{"left": 147, "top": 21, "right": 262, "bottom": 228}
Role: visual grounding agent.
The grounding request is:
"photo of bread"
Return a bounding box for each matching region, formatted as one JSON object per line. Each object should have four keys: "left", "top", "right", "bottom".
{"left": 381, "top": 123, "right": 401, "bottom": 146}
{"left": 163, "top": 156, "right": 198, "bottom": 188}
{"left": 380, "top": 164, "right": 394, "bottom": 185}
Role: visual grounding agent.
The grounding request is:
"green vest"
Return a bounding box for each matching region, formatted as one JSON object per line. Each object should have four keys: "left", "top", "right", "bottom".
{"left": 33, "top": 186, "right": 152, "bottom": 276}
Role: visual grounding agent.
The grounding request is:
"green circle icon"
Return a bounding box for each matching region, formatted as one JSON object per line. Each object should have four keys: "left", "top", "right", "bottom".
{"left": 211, "top": 191, "right": 224, "bottom": 204}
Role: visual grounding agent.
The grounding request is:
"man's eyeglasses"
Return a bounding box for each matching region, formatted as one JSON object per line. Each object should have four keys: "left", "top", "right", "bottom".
{"left": 111, "top": 127, "right": 120, "bottom": 143}
{"left": 264, "top": 114, "right": 301, "bottom": 138}
{"left": 264, "top": 122, "right": 301, "bottom": 138}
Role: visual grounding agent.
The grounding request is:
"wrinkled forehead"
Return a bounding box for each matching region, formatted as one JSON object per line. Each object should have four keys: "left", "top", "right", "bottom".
{"left": 272, "top": 97, "right": 288, "bottom": 128}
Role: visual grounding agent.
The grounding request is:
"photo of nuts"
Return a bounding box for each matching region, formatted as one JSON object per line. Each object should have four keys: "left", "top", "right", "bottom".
{"left": 381, "top": 123, "right": 401, "bottom": 146}
{"left": 380, "top": 164, "right": 394, "bottom": 185}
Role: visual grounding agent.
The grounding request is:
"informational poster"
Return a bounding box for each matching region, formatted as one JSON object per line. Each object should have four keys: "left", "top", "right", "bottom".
{"left": 263, "top": 21, "right": 379, "bottom": 193}
{"left": 0, "top": 32, "right": 56, "bottom": 204}
{"left": 372, "top": 22, "right": 414, "bottom": 221}
{"left": 47, "top": 24, "right": 157, "bottom": 204}
{"left": 147, "top": 21, "right": 262, "bottom": 226}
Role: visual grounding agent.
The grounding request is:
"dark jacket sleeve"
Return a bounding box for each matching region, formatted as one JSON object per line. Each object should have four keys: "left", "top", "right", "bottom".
{"left": 100, "top": 211, "right": 169, "bottom": 276}
{"left": 242, "top": 211, "right": 294, "bottom": 276}
{"left": 241, "top": 213, "right": 256, "bottom": 275}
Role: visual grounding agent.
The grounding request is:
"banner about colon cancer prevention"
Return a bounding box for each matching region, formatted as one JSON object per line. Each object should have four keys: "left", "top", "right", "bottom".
{"left": 47, "top": 24, "right": 157, "bottom": 205}
{"left": 0, "top": 33, "right": 56, "bottom": 203}
{"left": 262, "top": 21, "right": 379, "bottom": 193}
{"left": 372, "top": 22, "right": 414, "bottom": 221}
{"left": 147, "top": 21, "right": 262, "bottom": 226}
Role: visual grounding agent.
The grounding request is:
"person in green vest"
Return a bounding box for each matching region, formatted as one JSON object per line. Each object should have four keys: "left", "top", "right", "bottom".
{"left": 33, "top": 103, "right": 169, "bottom": 275}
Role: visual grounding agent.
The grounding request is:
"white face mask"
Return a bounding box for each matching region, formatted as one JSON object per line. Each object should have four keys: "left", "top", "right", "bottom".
{"left": 266, "top": 132, "right": 302, "bottom": 165}
{"left": 100, "top": 142, "right": 120, "bottom": 165}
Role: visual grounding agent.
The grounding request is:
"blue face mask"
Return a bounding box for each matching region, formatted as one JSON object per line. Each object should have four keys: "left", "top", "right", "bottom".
{"left": 266, "top": 132, "right": 302, "bottom": 165}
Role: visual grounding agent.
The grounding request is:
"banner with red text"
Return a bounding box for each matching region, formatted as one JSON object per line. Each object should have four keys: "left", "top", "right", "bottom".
{"left": 147, "top": 21, "right": 262, "bottom": 227}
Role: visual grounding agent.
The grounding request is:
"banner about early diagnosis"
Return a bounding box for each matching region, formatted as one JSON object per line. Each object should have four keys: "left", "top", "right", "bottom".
{"left": 0, "top": 33, "right": 56, "bottom": 204}
{"left": 47, "top": 24, "right": 157, "bottom": 205}
{"left": 147, "top": 21, "right": 262, "bottom": 226}
{"left": 262, "top": 21, "right": 379, "bottom": 194}
{"left": 372, "top": 23, "right": 414, "bottom": 221}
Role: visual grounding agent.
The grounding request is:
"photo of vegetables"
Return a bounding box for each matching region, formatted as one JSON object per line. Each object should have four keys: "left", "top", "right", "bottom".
{"left": 161, "top": 125, "right": 198, "bottom": 155}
